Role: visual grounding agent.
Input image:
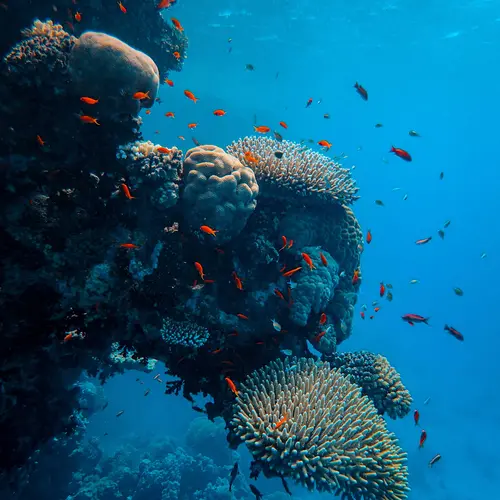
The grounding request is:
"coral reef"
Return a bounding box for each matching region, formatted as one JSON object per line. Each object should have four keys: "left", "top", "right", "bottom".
{"left": 183, "top": 145, "right": 259, "bottom": 243}
{"left": 327, "top": 351, "right": 413, "bottom": 419}
{"left": 227, "top": 136, "right": 359, "bottom": 206}
{"left": 161, "top": 317, "right": 210, "bottom": 348}
{"left": 230, "top": 357, "right": 410, "bottom": 499}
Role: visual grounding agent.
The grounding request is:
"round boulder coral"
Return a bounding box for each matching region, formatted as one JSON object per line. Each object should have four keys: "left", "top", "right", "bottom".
{"left": 69, "top": 32, "right": 160, "bottom": 116}
{"left": 230, "top": 357, "right": 409, "bottom": 500}
{"left": 182, "top": 145, "right": 259, "bottom": 243}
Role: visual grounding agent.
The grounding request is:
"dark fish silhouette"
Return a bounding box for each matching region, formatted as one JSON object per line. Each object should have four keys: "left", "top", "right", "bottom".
{"left": 229, "top": 462, "right": 239, "bottom": 491}
{"left": 250, "top": 484, "right": 264, "bottom": 499}
{"left": 281, "top": 476, "right": 292, "bottom": 495}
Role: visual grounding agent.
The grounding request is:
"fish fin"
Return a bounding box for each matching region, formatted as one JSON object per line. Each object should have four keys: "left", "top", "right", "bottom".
{"left": 424, "top": 318, "right": 431, "bottom": 325}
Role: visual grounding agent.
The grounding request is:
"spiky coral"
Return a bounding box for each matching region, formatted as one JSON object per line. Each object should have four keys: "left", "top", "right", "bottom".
{"left": 161, "top": 317, "right": 210, "bottom": 348}
{"left": 328, "top": 351, "right": 412, "bottom": 419}
{"left": 230, "top": 357, "right": 409, "bottom": 500}
{"left": 227, "top": 136, "right": 359, "bottom": 206}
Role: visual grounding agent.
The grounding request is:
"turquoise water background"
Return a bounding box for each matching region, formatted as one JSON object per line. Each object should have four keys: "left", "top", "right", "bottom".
{"left": 87, "top": 1, "right": 500, "bottom": 498}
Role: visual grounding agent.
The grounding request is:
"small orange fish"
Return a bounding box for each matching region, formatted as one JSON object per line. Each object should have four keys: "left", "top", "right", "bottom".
{"left": 244, "top": 151, "right": 258, "bottom": 164}
{"left": 36, "top": 135, "right": 45, "bottom": 147}
{"left": 171, "top": 17, "right": 183, "bottom": 31}
{"left": 279, "top": 236, "right": 287, "bottom": 251}
{"left": 274, "top": 288, "right": 285, "bottom": 300}
{"left": 188, "top": 123, "right": 198, "bottom": 129}
{"left": 318, "top": 140, "right": 332, "bottom": 151}
{"left": 213, "top": 109, "right": 226, "bottom": 116}
{"left": 210, "top": 348, "right": 222, "bottom": 355}
{"left": 282, "top": 267, "right": 302, "bottom": 278}
{"left": 279, "top": 121, "right": 288, "bottom": 129}
{"left": 120, "top": 243, "right": 140, "bottom": 249}
{"left": 225, "top": 377, "right": 238, "bottom": 396}
{"left": 184, "top": 90, "right": 198, "bottom": 103}
{"left": 173, "top": 51, "right": 181, "bottom": 60}
{"left": 194, "top": 262, "right": 205, "bottom": 280}
{"left": 145, "top": 109, "right": 151, "bottom": 115}
{"left": 379, "top": 283, "right": 385, "bottom": 297}
{"left": 366, "top": 230, "right": 372, "bottom": 244}
{"left": 301, "top": 252, "right": 315, "bottom": 270}
{"left": 117, "top": 1, "right": 127, "bottom": 13}
{"left": 165, "top": 78, "right": 174, "bottom": 87}
{"left": 374, "top": 307, "right": 381, "bottom": 312}
{"left": 157, "top": 0, "right": 172, "bottom": 9}
{"left": 287, "top": 240, "right": 294, "bottom": 249}
{"left": 352, "top": 269, "right": 360, "bottom": 285}
{"left": 320, "top": 252, "right": 328, "bottom": 266}
{"left": 232, "top": 271, "right": 243, "bottom": 290}
{"left": 314, "top": 331, "right": 326, "bottom": 343}
{"left": 80, "top": 115, "right": 100, "bottom": 125}
{"left": 204, "top": 279, "right": 215, "bottom": 284}
{"left": 80, "top": 96, "right": 99, "bottom": 105}
{"left": 63, "top": 333, "right": 73, "bottom": 343}
{"left": 165, "top": 111, "right": 175, "bottom": 118}
{"left": 133, "top": 91, "right": 150, "bottom": 100}
{"left": 275, "top": 413, "right": 288, "bottom": 430}
{"left": 237, "top": 313, "right": 249, "bottom": 320}
{"left": 319, "top": 313, "right": 327, "bottom": 325}
{"left": 120, "top": 183, "right": 135, "bottom": 200}
{"left": 254, "top": 125, "right": 270, "bottom": 133}
{"left": 200, "top": 225, "right": 217, "bottom": 237}
{"left": 157, "top": 147, "right": 171, "bottom": 154}
{"left": 74, "top": 11, "right": 82, "bottom": 22}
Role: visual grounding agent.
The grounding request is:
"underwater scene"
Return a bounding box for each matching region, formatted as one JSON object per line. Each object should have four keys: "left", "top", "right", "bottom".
{"left": 0, "top": 0, "right": 499, "bottom": 499}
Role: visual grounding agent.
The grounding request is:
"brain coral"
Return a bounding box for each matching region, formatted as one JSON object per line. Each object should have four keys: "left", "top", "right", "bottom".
{"left": 69, "top": 32, "right": 159, "bottom": 116}
{"left": 329, "top": 351, "right": 412, "bottom": 419}
{"left": 230, "top": 357, "right": 409, "bottom": 500}
{"left": 182, "top": 145, "right": 259, "bottom": 243}
{"left": 226, "top": 136, "right": 359, "bottom": 206}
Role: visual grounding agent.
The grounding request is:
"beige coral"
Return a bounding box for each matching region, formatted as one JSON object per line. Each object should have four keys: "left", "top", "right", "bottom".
{"left": 231, "top": 358, "right": 409, "bottom": 500}
{"left": 182, "top": 145, "right": 259, "bottom": 243}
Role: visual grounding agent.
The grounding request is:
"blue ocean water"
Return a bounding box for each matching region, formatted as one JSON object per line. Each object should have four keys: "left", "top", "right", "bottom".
{"left": 3, "top": 0, "right": 499, "bottom": 499}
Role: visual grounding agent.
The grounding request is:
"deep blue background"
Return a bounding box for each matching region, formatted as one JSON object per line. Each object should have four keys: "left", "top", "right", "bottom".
{"left": 87, "top": 1, "right": 500, "bottom": 498}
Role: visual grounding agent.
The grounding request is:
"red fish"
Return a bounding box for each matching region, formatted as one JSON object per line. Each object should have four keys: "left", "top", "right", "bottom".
{"left": 171, "top": 18, "right": 183, "bottom": 31}
{"left": 444, "top": 324, "right": 464, "bottom": 341}
{"left": 165, "top": 112, "right": 175, "bottom": 118}
{"left": 133, "top": 91, "right": 150, "bottom": 100}
{"left": 36, "top": 135, "right": 45, "bottom": 147}
{"left": 157, "top": 0, "right": 174, "bottom": 9}
{"left": 415, "top": 237, "right": 432, "bottom": 245}
{"left": 194, "top": 262, "right": 205, "bottom": 280}
{"left": 319, "top": 313, "right": 327, "bottom": 325}
{"left": 80, "top": 96, "right": 99, "bottom": 105}
{"left": 213, "top": 109, "right": 226, "bottom": 116}
{"left": 374, "top": 307, "right": 380, "bottom": 313}
{"left": 419, "top": 430, "right": 427, "bottom": 449}
{"left": 352, "top": 269, "right": 360, "bottom": 285}
{"left": 63, "top": 333, "right": 73, "bottom": 343}
{"left": 74, "top": 11, "right": 82, "bottom": 22}
{"left": 120, "top": 243, "right": 139, "bottom": 249}
{"left": 320, "top": 253, "right": 328, "bottom": 266}
{"left": 188, "top": 123, "right": 197, "bottom": 129}
{"left": 390, "top": 146, "right": 412, "bottom": 162}
{"left": 282, "top": 267, "right": 302, "bottom": 278}
{"left": 80, "top": 115, "right": 100, "bottom": 125}
{"left": 301, "top": 252, "right": 315, "bottom": 270}
{"left": 157, "top": 147, "right": 171, "bottom": 154}
{"left": 354, "top": 82, "right": 368, "bottom": 100}
{"left": 414, "top": 409, "right": 420, "bottom": 426}
{"left": 279, "top": 235, "right": 287, "bottom": 251}
{"left": 165, "top": 78, "right": 174, "bottom": 87}
{"left": 314, "top": 331, "right": 326, "bottom": 343}
{"left": 305, "top": 98, "right": 313, "bottom": 108}
{"left": 120, "top": 183, "right": 135, "bottom": 199}
{"left": 274, "top": 288, "right": 285, "bottom": 300}
{"left": 254, "top": 126, "right": 270, "bottom": 133}
{"left": 173, "top": 51, "right": 181, "bottom": 60}
{"left": 366, "top": 230, "right": 372, "bottom": 244}
{"left": 279, "top": 121, "right": 288, "bottom": 129}
{"left": 318, "top": 140, "right": 332, "bottom": 151}
{"left": 232, "top": 271, "right": 243, "bottom": 291}
{"left": 360, "top": 311, "right": 365, "bottom": 320}
{"left": 184, "top": 90, "right": 199, "bottom": 103}
{"left": 200, "top": 225, "right": 217, "bottom": 237}
{"left": 402, "top": 314, "right": 429, "bottom": 326}
{"left": 237, "top": 313, "right": 249, "bottom": 320}
{"left": 225, "top": 377, "right": 238, "bottom": 396}
{"left": 275, "top": 413, "right": 288, "bottom": 430}
{"left": 379, "top": 283, "right": 385, "bottom": 297}
{"left": 117, "top": 2, "right": 127, "bottom": 14}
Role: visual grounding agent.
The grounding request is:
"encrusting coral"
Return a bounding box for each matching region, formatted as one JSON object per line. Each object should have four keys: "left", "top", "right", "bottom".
{"left": 183, "top": 145, "right": 259, "bottom": 243}
{"left": 230, "top": 357, "right": 410, "bottom": 500}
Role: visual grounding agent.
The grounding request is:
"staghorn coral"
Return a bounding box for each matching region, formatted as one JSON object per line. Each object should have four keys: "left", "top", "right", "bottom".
{"left": 328, "top": 351, "right": 412, "bottom": 419}
{"left": 230, "top": 357, "right": 409, "bottom": 500}
{"left": 161, "top": 317, "right": 210, "bottom": 348}
{"left": 4, "top": 20, "right": 76, "bottom": 87}
{"left": 227, "top": 136, "right": 359, "bottom": 206}
{"left": 69, "top": 31, "right": 160, "bottom": 116}
{"left": 182, "top": 145, "right": 259, "bottom": 243}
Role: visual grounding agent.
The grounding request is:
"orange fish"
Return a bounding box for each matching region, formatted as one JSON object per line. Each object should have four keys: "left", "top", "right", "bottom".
{"left": 117, "top": 1, "right": 127, "bottom": 14}
{"left": 366, "top": 230, "right": 372, "bottom": 244}
{"left": 184, "top": 90, "right": 199, "bottom": 103}
{"left": 80, "top": 115, "right": 100, "bottom": 125}
{"left": 379, "top": 283, "right": 385, "bottom": 297}
{"left": 121, "top": 183, "right": 135, "bottom": 200}
{"left": 318, "top": 140, "right": 332, "bottom": 151}
{"left": 165, "top": 78, "right": 174, "bottom": 87}
{"left": 145, "top": 110, "right": 151, "bottom": 115}
{"left": 165, "top": 111, "right": 175, "bottom": 118}
{"left": 74, "top": 11, "right": 82, "bottom": 22}
{"left": 275, "top": 413, "right": 288, "bottom": 430}
{"left": 187, "top": 123, "right": 197, "bottom": 129}
{"left": 314, "top": 331, "right": 326, "bottom": 343}
{"left": 352, "top": 269, "right": 360, "bottom": 285}
{"left": 301, "top": 252, "right": 315, "bottom": 270}
{"left": 254, "top": 126, "right": 270, "bottom": 133}
{"left": 282, "top": 267, "right": 302, "bottom": 278}
{"left": 36, "top": 135, "right": 45, "bottom": 147}
{"left": 279, "top": 236, "right": 287, "bottom": 251}
{"left": 274, "top": 288, "right": 285, "bottom": 300}
{"left": 194, "top": 262, "right": 205, "bottom": 280}
{"left": 225, "top": 377, "right": 238, "bottom": 396}
{"left": 80, "top": 96, "right": 99, "bottom": 105}
{"left": 237, "top": 313, "right": 248, "bottom": 320}
{"left": 133, "top": 91, "right": 150, "bottom": 100}
{"left": 171, "top": 17, "right": 183, "bottom": 31}
{"left": 320, "top": 252, "right": 328, "bottom": 266}
{"left": 120, "top": 243, "right": 140, "bottom": 249}
{"left": 232, "top": 271, "right": 243, "bottom": 290}
{"left": 157, "top": 0, "right": 172, "bottom": 9}
{"left": 287, "top": 240, "right": 294, "bottom": 249}
{"left": 157, "top": 147, "right": 171, "bottom": 154}
{"left": 63, "top": 333, "right": 73, "bottom": 343}
{"left": 173, "top": 51, "right": 181, "bottom": 60}
{"left": 244, "top": 151, "right": 258, "bottom": 164}
{"left": 374, "top": 307, "right": 380, "bottom": 312}
{"left": 200, "top": 225, "right": 217, "bottom": 237}
{"left": 213, "top": 109, "right": 226, "bottom": 116}
{"left": 279, "top": 121, "right": 288, "bottom": 129}
{"left": 319, "top": 313, "right": 327, "bottom": 325}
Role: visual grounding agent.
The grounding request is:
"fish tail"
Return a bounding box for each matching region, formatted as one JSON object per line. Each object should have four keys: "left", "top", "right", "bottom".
{"left": 390, "top": 145, "right": 395, "bottom": 152}
{"left": 424, "top": 317, "right": 430, "bottom": 325}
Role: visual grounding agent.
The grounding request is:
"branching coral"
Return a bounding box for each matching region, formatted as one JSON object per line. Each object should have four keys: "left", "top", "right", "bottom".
{"left": 328, "top": 351, "right": 412, "bottom": 419}
{"left": 161, "top": 317, "right": 210, "bottom": 348}
{"left": 227, "top": 136, "right": 359, "bottom": 206}
{"left": 230, "top": 357, "right": 410, "bottom": 500}
{"left": 182, "top": 145, "right": 259, "bottom": 243}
